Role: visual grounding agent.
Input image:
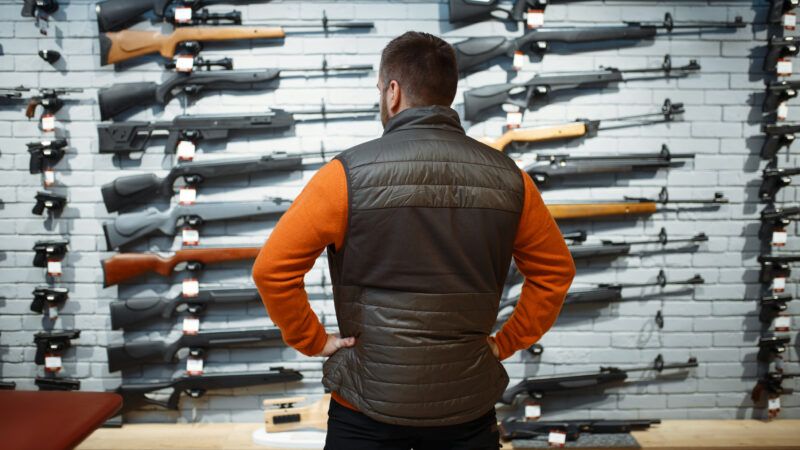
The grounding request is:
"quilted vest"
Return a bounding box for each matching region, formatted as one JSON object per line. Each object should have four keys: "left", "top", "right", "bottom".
{"left": 321, "top": 105, "right": 525, "bottom": 427}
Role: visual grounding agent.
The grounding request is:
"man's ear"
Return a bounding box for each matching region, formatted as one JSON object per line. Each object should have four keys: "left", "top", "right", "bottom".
{"left": 388, "top": 79, "right": 402, "bottom": 114}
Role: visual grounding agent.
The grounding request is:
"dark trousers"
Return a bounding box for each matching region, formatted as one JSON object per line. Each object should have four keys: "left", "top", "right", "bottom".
{"left": 324, "top": 398, "right": 501, "bottom": 450}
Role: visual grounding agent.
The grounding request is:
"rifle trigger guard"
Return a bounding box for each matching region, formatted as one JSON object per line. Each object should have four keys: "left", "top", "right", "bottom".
{"left": 185, "top": 261, "right": 204, "bottom": 273}
{"left": 185, "top": 215, "right": 202, "bottom": 227}
{"left": 653, "top": 354, "right": 665, "bottom": 371}
{"left": 187, "top": 303, "right": 205, "bottom": 315}
{"left": 186, "top": 388, "right": 207, "bottom": 398}
{"left": 183, "top": 174, "right": 203, "bottom": 186}
{"left": 189, "top": 347, "right": 205, "bottom": 358}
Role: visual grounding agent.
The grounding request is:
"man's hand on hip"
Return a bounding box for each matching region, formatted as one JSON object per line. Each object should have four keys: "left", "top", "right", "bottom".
{"left": 487, "top": 336, "right": 500, "bottom": 359}
{"left": 316, "top": 333, "right": 356, "bottom": 357}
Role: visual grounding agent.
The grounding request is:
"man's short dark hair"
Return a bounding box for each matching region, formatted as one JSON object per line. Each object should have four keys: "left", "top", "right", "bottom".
{"left": 379, "top": 31, "right": 458, "bottom": 107}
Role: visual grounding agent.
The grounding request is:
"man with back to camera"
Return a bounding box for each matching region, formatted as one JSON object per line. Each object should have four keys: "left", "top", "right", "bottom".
{"left": 252, "top": 31, "right": 576, "bottom": 449}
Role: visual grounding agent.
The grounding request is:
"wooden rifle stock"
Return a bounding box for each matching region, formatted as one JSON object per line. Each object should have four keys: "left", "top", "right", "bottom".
{"left": 102, "top": 246, "right": 261, "bottom": 287}
{"left": 547, "top": 202, "right": 658, "bottom": 220}
{"left": 479, "top": 122, "right": 589, "bottom": 151}
{"left": 101, "top": 27, "right": 287, "bottom": 65}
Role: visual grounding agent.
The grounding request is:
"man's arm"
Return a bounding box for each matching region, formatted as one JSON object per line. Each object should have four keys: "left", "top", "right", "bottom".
{"left": 492, "top": 170, "right": 576, "bottom": 361}
{"left": 252, "top": 160, "right": 348, "bottom": 356}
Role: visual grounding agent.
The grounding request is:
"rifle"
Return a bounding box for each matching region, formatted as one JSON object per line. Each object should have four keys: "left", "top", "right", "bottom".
{"left": 32, "top": 239, "right": 68, "bottom": 268}
{"left": 1, "top": 86, "right": 31, "bottom": 99}
{"left": 760, "top": 205, "right": 800, "bottom": 241}
{"left": 99, "top": 16, "right": 374, "bottom": 66}
{"left": 766, "top": 36, "right": 800, "bottom": 73}
{"left": 96, "top": 0, "right": 276, "bottom": 31}
{"left": 758, "top": 253, "right": 800, "bottom": 283}
{"left": 524, "top": 144, "right": 693, "bottom": 188}
{"left": 101, "top": 151, "right": 330, "bottom": 212}
{"left": 21, "top": 0, "right": 58, "bottom": 18}
{"left": 480, "top": 98, "right": 683, "bottom": 151}
{"left": 764, "top": 80, "right": 800, "bottom": 113}
{"left": 759, "top": 294, "right": 794, "bottom": 324}
{"left": 24, "top": 88, "right": 83, "bottom": 120}
{"left": 760, "top": 164, "right": 800, "bottom": 202}
{"left": 499, "top": 417, "right": 660, "bottom": 442}
{"left": 33, "top": 330, "right": 80, "bottom": 365}
{"left": 35, "top": 377, "right": 80, "bottom": 391}
{"left": 107, "top": 328, "right": 284, "bottom": 372}
{"left": 102, "top": 246, "right": 261, "bottom": 287}
{"left": 28, "top": 139, "right": 68, "bottom": 174}
{"left": 566, "top": 229, "right": 707, "bottom": 261}
{"left": 115, "top": 367, "right": 303, "bottom": 412}
{"left": 757, "top": 335, "right": 791, "bottom": 362}
{"left": 751, "top": 371, "right": 798, "bottom": 403}
{"left": 463, "top": 56, "right": 699, "bottom": 121}
{"left": 30, "top": 287, "right": 69, "bottom": 314}
{"left": 98, "top": 62, "right": 373, "bottom": 120}
{"left": 103, "top": 196, "right": 292, "bottom": 250}
{"left": 32, "top": 191, "right": 67, "bottom": 215}
{"left": 770, "top": 0, "right": 800, "bottom": 23}
{"left": 453, "top": 13, "right": 744, "bottom": 73}
{"left": 97, "top": 104, "right": 379, "bottom": 155}
{"left": 500, "top": 355, "right": 698, "bottom": 404}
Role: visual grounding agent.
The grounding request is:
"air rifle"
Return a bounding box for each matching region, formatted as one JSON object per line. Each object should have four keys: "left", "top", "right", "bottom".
{"left": 107, "top": 328, "right": 284, "bottom": 372}
{"left": 463, "top": 55, "right": 699, "bottom": 121}
{"left": 101, "top": 151, "right": 329, "bottom": 212}
{"left": 28, "top": 140, "right": 68, "bottom": 174}
{"left": 32, "top": 191, "right": 67, "bottom": 215}
{"left": 453, "top": 13, "right": 744, "bottom": 73}
{"left": 97, "top": 103, "right": 379, "bottom": 155}
{"left": 765, "top": 36, "right": 800, "bottom": 73}
{"left": 35, "top": 376, "right": 80, "bottom": 391}
{"left": 751, "top": 371, "right": 798, "bottom": 403}
{"left": 499, "top": 418, "right": 660, "bottom": 442}
{"left": 770, "top": 0, "right": 800, "bottom": 22}
{"left": 500, "top": 355, "right": 698, "bottom": 404}
{"left": 566, "top": 229, "right": 707, "bottom": 261}
{"left": 115, "top": 367, "right": 302, "bottom": 413}
{"left": 525, "top": 144, "right": 693, "bottom": 188}
{"left": 31, "top": 287, "right": 69, "bottom": 314}
{"left": 33, "top": 330, "right": 80, "bottom": 365}
{"left": 99, "top": 16, "right": 374, "bottom": 66}
{"left": 757, "top": 335, "right": 791, "bottom": 362}
{"left": 24, "top": 88, "right": 83, "bottom": 120}
{"left": 764, "top": 80, "right": 800, "bottom": 113}
{"left": 759, "top": 294, "right": 794, "bottom": 324}
{"left": 760, "top": 164, "right": 800, "bottom": 202}
{"left": 103, "top": 196, "right": 292, "bottom": 250}
{"left": 102, "top": 246, "right": 261, "bottom": 287}
{"left": 98, "top": 62, "right": 373, "bottom": 120}
{"left": 32, "top": 239, "right": 68, "bottom": 267}
{"left": 758, "top": 253, "right": 800, "bottom": 283}
{"left": 480, "top": 98, "right": 683, "bottom": 152}
{"left": 760, "top": 206, "right": 800, "bottom": 241}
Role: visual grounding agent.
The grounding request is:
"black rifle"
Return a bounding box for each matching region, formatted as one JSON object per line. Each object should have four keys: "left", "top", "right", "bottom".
{"left": 499, "top": 417, "right": 660, "bottom": 442}
{"left": 97, "top": 104, "right": 378, "bottom": 155}
{"left": 103, "top": 196, "right": 292, "bottom": 250}
{"left": 759, "top": 294, "right": 794, "bottom": 324}
{"left": 24, "top": 88, "right": 83, "bottom": 120}
{"left": 28, "top": 139, "right": 68, "bottom": 174}
{"left": 760, "top": 206, "right": 800, "bottom": 241}
{"left": 764, "top": 80, "right": 800, "bottom": 113}
{"left": 21, "top": 0, "right": 58, "bottom": 17}
{"left": 567, "top": 230, "right": 707, "bottom": 261}
{"left": 751, "top": 371, "right": 798, "bottom": 403}
{"left": 97, "top": 0, "right": 278, "bottom": 31}
{"left": 33, "top": 330, "right": 80, "bottom": 365}
{"left": 770, "top": 0, "right": 800, "bottom": 22}
{"left": 107, "top": 328, "right": 285, "bottom": 372}
{"left": 98, "top": 63, "right": 373, "bottom": 120}
{"left": 115, "top": 367, "right": 302, "bottom": 413}
{"left": 757, "top": 335, "right": 791, "bottom": 362}
{"left": 31, "top": 287, "right": 69, "bottom": 314}
{"left": 35, "top": 377, "right": 80, "bottom": 391}
{"left": 761, "top": 123, "right": 800, "bottom": 160}
{"left": 766, "top": 36, "right": 800, "bottom": 73}
{"left": 758, "top": 254, "right": 800, "bottom": 283}
{"left": 761, "top": 164, "right": 800, "bottom": 202}
{"left": 0, "top": 381, "right": 16, "bottom": 390}
{"left": 101, "top": 151, "right": 329, "bottom": 213}
{"left": 453, "top": 13, "right": 744, "bottom": 73}
{"left": 32, "top": 191, "right": 67, "bottom": 215}
{"left": 525, "top": 144, "right": 693, "bottom": 188}
{"left": 500, "top": 355, "right": 698, "bottom": 404}
{"left": 463, "top": 56, "right": 699, "bottom": 121}
{"left": 32, "top": 239, "right": 68, "bottom": 267}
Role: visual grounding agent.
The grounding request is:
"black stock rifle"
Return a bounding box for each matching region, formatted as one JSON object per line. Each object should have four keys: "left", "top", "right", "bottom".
{"left": 499, "top": 418, "right": 660, "bottom": 442}
{"left": 96, "top": 0, "right": 271, "bottom": 31}
{"left": 98, "top": 61, "right": 373, "bottom": 120}
{"left": 760, "top": 163, "right": 800, "bottom": 202}
{"left": 33, "top": 330, "right": 80, "bottom": 365}
{"left": 453, "top": 13, "right": 744, "bottom": 73}
{"left": 757, "top": 335, "right": 791, "bottom": 362}
{"left": 758, "top": 253, "right": 800, "bottom": 283}
{"left": 32, "top": 239, "right": 68, "bottom": 268}
{"left": 97, "top": 103, "right": 379, "bottom": 155}
{"left": 101, "top": 150, "right": 332, "bottom": 213}
{"left": 751, "top": 371, "right": 798, "bottom": 403}
{"left": 30, "top": 287, "right": 69, "bottom": 314}
{"left": 28, "top": 139, "right": 68, "bottom": 174}
{"left": 760, "top": 206, "right": 800, "bottom": 241}
{"left": 759, "top": 294, "right": 794, "bottom": 324}
{"left": 35, "top": 377, "right": 80, "bottom": 391}
{"left": 463, "top": 55, "right": 699, "bottom": 121}
{"left": 500, "top": 355, "right": 698, "bottom": 404}
{"left": 115, "top": 367, "right": 303, "bottom": 413}
{"left": 107, "top": 328, "right": 285, "bottom": 372}
{"left": 32, "top": 191, "right": 67, "bottom": 215}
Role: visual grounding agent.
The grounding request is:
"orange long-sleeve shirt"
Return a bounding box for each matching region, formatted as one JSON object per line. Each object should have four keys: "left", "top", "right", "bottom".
{"left": 252, "top": 158, "right": 575, "bottom": 412}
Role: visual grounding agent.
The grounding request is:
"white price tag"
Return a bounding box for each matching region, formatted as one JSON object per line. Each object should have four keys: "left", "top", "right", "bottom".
{"left": 44, "top": 355, "right": 62, "bottom": 372}
{"left": 41, "top": 114, "right": 56, "bottom": 132}
{"left": 512, "top": 51, "right": 526, "bottom": 71}
{"left": 524, "top": 404, "right": 541, "bottom": 420}
{"left": 47, "top": 259, "right": 62, "bottom": 277}
{"left": 48, "top": 304, "right": 59, "bottom": 320}
{"left": 773, "top": 230, "right": 788, "bottom": 247}
{"left": 773, "top": 277, "right": 786, "bottom": 293}
{"left": 43, "top": 169, "right": 56, "bottom": 187}
{"left": 548, "top": 430, "right": 567, "bottom": 447}
{"left": 175, "top": 55, "right": 195, "bottom": 73}
{"left": 506, "top": 111, "right": 523, "bottom": 128}
{"left": 182, "top": 228, "right": 199, "bottom": 246}
{"left": 182, "top": 278, "right": 200, "bottom": 297}
{"left": 778, "top": 102, "right": 789, "bottom": 121}
{"left": 179, "top": 187, "right": 197, "bottom": 205}
{"left": 186, "top": 356, "right": 204, "bottom": 375}
{"left": 785, "top": 13, "right": 797, "bottom": 30}
{"left": 527, "top": 9, "right": 545, "bottom": 28}
{"left": 174, "top": 6, "right": 193, "bottom": 23}
{"left": 778, "top": 59, "right": 793, "bottom": 76}
{"left": 176, "top": 140, "right": 196, "bottom": 161}
{"left": 774, "top": 315, "right": 791, "bottom": 332}
{"left": 768, "top": 396, "right": 781, "bottom": 414}
{"left": 183, "top": 316, "right": 200, "bottom": 335}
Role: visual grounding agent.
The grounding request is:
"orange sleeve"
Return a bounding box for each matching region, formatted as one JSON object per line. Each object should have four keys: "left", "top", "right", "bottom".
{"left": 492, "top": 169, "right": 576, "bottom": 361}
{"left": 251, "top": 159, "right": 348, "bottom": 357}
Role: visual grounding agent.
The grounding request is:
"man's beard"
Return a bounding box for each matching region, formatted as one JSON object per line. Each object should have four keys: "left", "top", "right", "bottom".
{"left": 380, "top": 95, "right": 389, "bottom": 127}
